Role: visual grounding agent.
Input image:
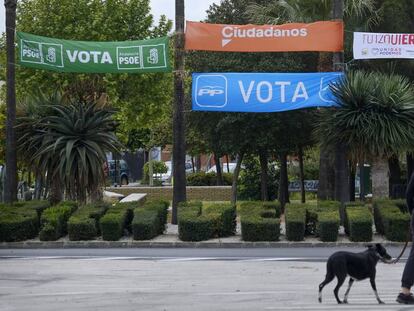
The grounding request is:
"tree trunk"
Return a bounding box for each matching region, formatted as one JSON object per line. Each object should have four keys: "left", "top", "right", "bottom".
{"left": 388, "top": 154, "right": 401, "bottom": 199}
{"left": 195, "top": 155, "right": 201, "bottom": 172}
{"left": 172, "top": 0, "right": 186, "bottom": 224}
{"left": 359, "top": 162, "right": 366, "bottom": 201}
{"left": 4, "top": 0, "right": 18, "bottom": 204}
{"left": 49, "top": 174, "right": 63, "bottom": 206}
{"left": 191, "top": 157, "right": 195, "bottom": 173}
{"left": 372, "top": 158, "right": 389, "bottom": 199}
{"left": 279, "top": 152, "right": 289, "bottom": 211}
{"left": 214, "top": 153, "right": 223, "bottom": 186}
{"left": 225, "top": 155, "right": 230, "bottom": 173}
{"left": 349, "top": 161, "right": 356, "bottom": 201}
{"left": 332, "top": 0, "right": 348, "bottom": 216}
{"left": 231, "top": 153, "right": 244, "bottom": 205}
{"left": 407, "top": 152, "right": 414, "bottom": 182}
{"left": 318, "top": 148, "right": 335, "bottom": 200}
{"left": 259, "top": 150, "right": 268, "bottom": 201}
{"left": 334, "top": 142, "right": 349, "bottom": 204}
{"left": 298, "top": 146, "right": 305, "bottom": 203}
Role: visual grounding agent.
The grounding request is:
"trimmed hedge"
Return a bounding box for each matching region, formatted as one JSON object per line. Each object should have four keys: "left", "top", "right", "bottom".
{"left": 178, "top": 202, "right": 236, "bottom": 241}
{"left": 285, "top": 204, "right": 306, "bottom": 241}
{"left": 186, "top": 172, "right": 233, "bottom": 186}
{"left": 317, "top": 212, "right": 340, "bottom": 242}
{"left": 39, "top": 202, "right": 77, "bottom": 241}
{"left": 0, "top": 205, "right": 39, "bottom": 242}
{"left": 304, "top": 201, "right": 339, "bottom": 242}
{"left": 68, "top": 203, "right": 109, "bottom": 241}
{"left": 132, "top": 200, "right": 170, "bottom": 240}
{"left": 100, "top": 205, "right": 132, "bottom": 241}
{"left": 373, "top": 199, "right": 410, "bottom": 241}
{"left": 240, "top": 201, "right": 280, "bottom": 241}
{"left": 305, "top": 201, "right": 339, "bottom": 236}
{"left": 345, "top": 205, "right": 372, "bottom": 242}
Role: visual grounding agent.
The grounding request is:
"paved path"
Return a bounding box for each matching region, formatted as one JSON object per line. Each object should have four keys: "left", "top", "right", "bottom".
{"left": 0, "top": 248, "right": 412, "bottom": 310}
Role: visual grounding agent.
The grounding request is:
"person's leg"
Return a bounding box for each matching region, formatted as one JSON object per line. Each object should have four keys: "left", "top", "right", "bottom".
{"left": 397, "top": 213, "right": 414, "bottom": 304}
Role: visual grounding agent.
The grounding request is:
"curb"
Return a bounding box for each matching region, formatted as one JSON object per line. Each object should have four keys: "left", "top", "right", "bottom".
{"left": 0, "top": 240, "right": 409, "bottom": 249}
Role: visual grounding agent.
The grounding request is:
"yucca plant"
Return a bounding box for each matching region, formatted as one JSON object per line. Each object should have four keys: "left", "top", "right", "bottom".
{"left": 316, "top": 70, "right": 414, "bottom": 198}
{"left": 33, "top": 101, "right": 122, "bottom": 204}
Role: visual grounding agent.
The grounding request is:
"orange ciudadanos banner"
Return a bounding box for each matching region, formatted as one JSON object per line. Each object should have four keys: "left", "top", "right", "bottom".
{"left": 185, "top": 21, "right": 344, "bottom": 52}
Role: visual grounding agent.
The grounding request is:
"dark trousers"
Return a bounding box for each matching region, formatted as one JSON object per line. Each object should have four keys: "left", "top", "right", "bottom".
{"left": 402, "top": 212, "right": 414, "bottom": 289}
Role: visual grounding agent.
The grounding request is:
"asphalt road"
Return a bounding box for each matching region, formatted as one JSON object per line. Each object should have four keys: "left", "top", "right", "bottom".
{"left": 0, "top": 247, "right": 413, "bottom": 311}
{"left": 0, "top": 246, "right": 410, "bottom": 261}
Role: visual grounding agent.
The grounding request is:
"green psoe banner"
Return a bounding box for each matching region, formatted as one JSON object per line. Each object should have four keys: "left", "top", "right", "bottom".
{"left": 17, "top": 32, "right": 171, "bottom": 73}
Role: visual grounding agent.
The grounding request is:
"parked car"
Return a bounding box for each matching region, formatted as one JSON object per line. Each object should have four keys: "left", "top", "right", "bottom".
{"left": 207, "top": 162, "right": 242, "bottom": 174}
{"left": 155, "top": 161, "right": 193, "bottom": 184}
{"left": 106, "top": 159, "right": 129, "bottom": 185}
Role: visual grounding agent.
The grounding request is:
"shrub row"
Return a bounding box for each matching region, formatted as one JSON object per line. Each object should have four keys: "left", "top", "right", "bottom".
{"left": 306, "top": 201, "right": 340, "bottom": 242}
{"left": 132, "top": 200, "right": 169, "bottom": 240}
{"left": 67, "top": 202, "right": 110, "bottom": 241}
{"left": 373, "top": 199, "right": 410, "bottom": 241}
{"left": 39, "top": 202, "right": 77, "bottom": 241}
{"left": 186, "top": 172, "right": 233, "bottom": 186}
{"left": 345, "top": 204, "right": 372, "bottom": 242}
{"left": 285, "top": 204, "right": 306, "bottom": 241}
{"left": 0, "top": 205, "right": 39, "bottom": 242}
{"left": 100, "top": 205, "right": 134, "bottom": 241}
{"left": 239, "top": 201, "right": 280, "bottom": 241}
{"left": 178, "top": 201, "right": 236, "bottom": 241}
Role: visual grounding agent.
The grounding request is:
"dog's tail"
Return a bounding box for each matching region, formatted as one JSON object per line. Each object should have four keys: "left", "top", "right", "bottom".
{"left": 318, "top": 260, "right": 335, "bottom": 303}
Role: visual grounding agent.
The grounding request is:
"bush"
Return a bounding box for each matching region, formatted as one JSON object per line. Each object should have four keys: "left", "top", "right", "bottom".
{"left": 0, "top": 206, "right": 39, "bottom": 242}
{"left": 100, "top": 205, "right": 131, "bottom": 241}
{"left": 205, "top": 203, "right": 236, "bottom": 237}
{"left": 186, "top": 172, "right": 232, "bottom": 186}
{"left": 39, "top": 203, "right": 75, "bottom": 241}
{"left": 239, "top": 201, "right": 281, "bottom": 241}
{"left": 19, "top": 200, "right": 50, "bottom": 223}
{"left": 178, "top": 202, "right": 235, "bottom": 241}
{"left": 68, "top": 203, "right": 109, "bottom": 241}
{"left": 305, "top": 201, "right": 339, "bottom": 236}
{"left": 285, "top": 204, "right": 306, "bottom": 241}
{"left": 131, "top": 200, "right": 169, "bottom": 240}
{"left": 132, "top": 209, "right": 160, "bottom": 240}
{"left": 373, "top": 199, "right": 410, "bottom": 241}
{"left": 346, "top": 206, "right": 372, "bottom": 242}
{"left": 317, "top": 212, "right": 340, "bottom": 242}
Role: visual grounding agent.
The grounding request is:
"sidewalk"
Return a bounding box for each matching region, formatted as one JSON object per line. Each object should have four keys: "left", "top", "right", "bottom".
{"left": 0, "top": 223, "right": 407, "bottom": 249}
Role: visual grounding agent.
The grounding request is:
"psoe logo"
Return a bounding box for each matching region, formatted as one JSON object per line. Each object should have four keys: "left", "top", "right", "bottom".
{"left": 195, "top": 75, "right": 228, "bottom": 108}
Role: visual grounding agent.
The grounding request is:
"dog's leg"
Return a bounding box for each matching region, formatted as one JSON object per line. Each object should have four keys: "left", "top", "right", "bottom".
{"left": 319, "top": 273, "right": 334, "bottom": 303}
{"left": 370, "top": 276, "right": 385, "bottom": 304}
{"left": 334, "top": 275, "right": 346, "bottom": 304}
{"left": 343, "top": 278, "right": 354, "bottom": 304}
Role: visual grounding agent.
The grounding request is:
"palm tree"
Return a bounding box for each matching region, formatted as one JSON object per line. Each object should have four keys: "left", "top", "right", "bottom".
{"left": 17, "top": 96, "right": 122, "bottom": 205}
{"left": 316, "top": 71, "right": 414, "bottom": 199}
{"left": 36, "top": 101, "right": 122, "bottom": 204}
{"left": 16, "top": 91, "right": 65, "bottom": 202}
{"left": 172, "top": 0, "right": 186, "bottom": 224}
{"left": 4, "top": 0, "right": 18, "bottom": 203}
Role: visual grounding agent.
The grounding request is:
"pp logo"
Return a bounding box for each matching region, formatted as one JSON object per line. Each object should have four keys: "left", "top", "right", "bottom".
{"left": 319, "top": 74, "right": 342, "bottom": 104}
{"left": 195, "top": 75, "right": 228, "bottom": 108}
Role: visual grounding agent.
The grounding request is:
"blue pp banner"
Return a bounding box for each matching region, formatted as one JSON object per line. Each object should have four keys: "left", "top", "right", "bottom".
{"left": 192, "top": 72, "right": 343, "bottom": 112}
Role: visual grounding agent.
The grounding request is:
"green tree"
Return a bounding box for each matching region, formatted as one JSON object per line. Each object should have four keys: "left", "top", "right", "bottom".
{"left": 1, "top": 0, "right": 173, "bottom": 152}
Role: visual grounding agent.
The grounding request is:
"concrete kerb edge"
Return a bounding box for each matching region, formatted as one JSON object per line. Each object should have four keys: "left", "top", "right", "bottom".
{"left": 0, "top": 241, "right": 409, "bottom": 249}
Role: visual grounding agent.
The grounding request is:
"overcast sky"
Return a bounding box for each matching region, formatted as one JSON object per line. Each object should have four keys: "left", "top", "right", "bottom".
{"left": 0, "top": 0, "right": 220, "bottom": 34}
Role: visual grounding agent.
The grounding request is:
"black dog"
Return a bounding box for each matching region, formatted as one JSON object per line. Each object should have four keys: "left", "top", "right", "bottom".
{"left": 318, "top": 244, "right": 392, "bottom": 304}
